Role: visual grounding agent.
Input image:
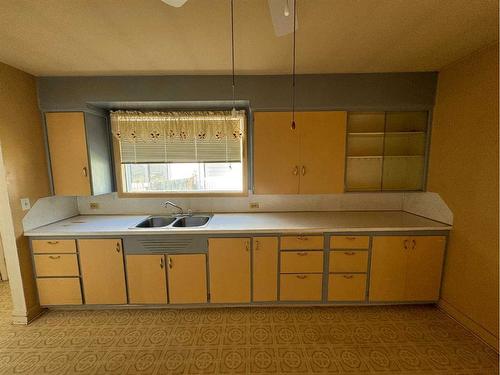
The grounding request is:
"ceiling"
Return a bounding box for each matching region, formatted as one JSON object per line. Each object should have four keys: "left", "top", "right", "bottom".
{"left": 0, "top": 0, "right": 497, "bottom": 76}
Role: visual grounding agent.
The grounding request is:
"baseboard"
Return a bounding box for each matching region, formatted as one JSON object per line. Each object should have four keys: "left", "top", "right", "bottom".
{"left": 11, "top": 304, "right": 45, "bottom": 325}
{"left": 438, "top": 299, "right": 499, "bottom": 352}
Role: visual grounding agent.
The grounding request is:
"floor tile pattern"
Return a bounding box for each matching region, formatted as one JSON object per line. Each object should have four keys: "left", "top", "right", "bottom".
{"left": 0, "top": 282, "right": 497, "bottom": 374}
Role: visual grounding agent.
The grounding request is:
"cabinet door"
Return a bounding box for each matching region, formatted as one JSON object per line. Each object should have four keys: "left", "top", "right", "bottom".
{"left": 369, "top": 236, "right": 409, "bottom": 302}
{"left": 405, "top": 236, "right": 446, "bottom": 301}
{"left": 45, "top": 112, "right": 91, "bottom": 196}
{"left": 253, "top": 112, "right": 300, "bottom": 194}
{"left": 78, "top": 239, "right": 127, "bottom": 304}
{"left": 168, "top": 254, "right": 207, "bottom": 304}
{"left": 208, "top": 238, "right": 250, "bottom": 303}
{"left": 297, "top": 111, "right": 347, "bottom": 194}
{"left": 126, "top": 255, "right": 167, "bottom": 304}
{"left": 253, "top": 237, "right": 278, "bottom": 302}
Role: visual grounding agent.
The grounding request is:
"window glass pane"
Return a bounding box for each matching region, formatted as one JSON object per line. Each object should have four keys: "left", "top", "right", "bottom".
{"left": 123, "top": 162, "right": 243, "bottom": 193}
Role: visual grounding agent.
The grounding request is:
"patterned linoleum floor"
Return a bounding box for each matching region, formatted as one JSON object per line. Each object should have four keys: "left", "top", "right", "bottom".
{"left": 0, "top": 282, "right": 498, "bottom": 374}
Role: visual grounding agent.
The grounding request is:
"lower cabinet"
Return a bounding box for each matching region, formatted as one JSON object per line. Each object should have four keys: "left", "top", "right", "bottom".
{"left": 78, "top": 239, "right": 127, "bottom": 304}
{"left": 167, "top": 254, "right": 207, "bottom": 304}
{"left": 126, "top": 255, "right": 168, "bottom": 304}
{"left": 328, "top": 274, "right": 367, "bottom": 301}
{"left": 209, "top": 238, "right": 251, "bottom": 303}
{"left": 36, "top": 278, "right": 82, "bottom": 305}
{"left": 369, "top": 236, "right": 446, "bottom": 302}
{"left": 280, "top": 274, "right": 323, "bottom": 301}
{"left": 253, "top": 237, "right": 278, "bottom": 302}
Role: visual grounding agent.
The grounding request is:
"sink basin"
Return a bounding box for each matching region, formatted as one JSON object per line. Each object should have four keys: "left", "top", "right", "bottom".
{"left": 135, "top": 216, "right": 176, "bottom": 228}
{"left": 172, "top": 216, "right": 211, "bottom": 228}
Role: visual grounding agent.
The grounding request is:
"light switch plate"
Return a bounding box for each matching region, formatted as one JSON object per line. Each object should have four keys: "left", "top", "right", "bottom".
{"left": 20, "top": 198, "right": 31, "bottom": 211}
{"left": 89, "top": 202, "right": 99, "bottom": 209}
{"left": 249, "top": 202, "right": 259, "bottom": 209}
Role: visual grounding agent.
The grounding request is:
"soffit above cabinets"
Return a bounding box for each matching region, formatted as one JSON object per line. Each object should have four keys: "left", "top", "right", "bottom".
{"left": 0, "top": 0, "right": 497, "bottom": 76}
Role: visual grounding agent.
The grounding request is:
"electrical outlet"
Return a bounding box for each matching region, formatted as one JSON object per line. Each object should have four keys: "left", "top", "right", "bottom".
{"left": 20, "top": 198, "right": 31, "bottom": 211}
{"left": 249, "top": 202, "right": 259, "bottom": 209}
{"left": 89, "top": 202, "right": 99, "bottom": 209}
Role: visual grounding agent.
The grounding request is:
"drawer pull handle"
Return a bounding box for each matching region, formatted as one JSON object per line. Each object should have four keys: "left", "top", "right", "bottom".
{"left": 344, "top": 252, "right": 355, "bottom": 256}
{"left": 48, "top": 255, "right": 61, "bottom": 260}
{"left": 296, "top": 275, "right": 307, "bottom": 279}
{"left": 47, "top": 241, "right": 59, "bottom": 245}
{"left": 343, "top": 275, "right": 354, "bottom": 279}
{"left": 345, "top": 237, "right": 356, "bottom": 240}
{"left": 297, "top": 236, "right": 308, "bottom": 241}
{"left": 297, "top": 252, "right": 308, "bottom": 256}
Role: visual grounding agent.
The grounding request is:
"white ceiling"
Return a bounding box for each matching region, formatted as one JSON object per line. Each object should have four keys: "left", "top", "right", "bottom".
{"left": 0, "top": 0, "right": 498, "bottom": 76}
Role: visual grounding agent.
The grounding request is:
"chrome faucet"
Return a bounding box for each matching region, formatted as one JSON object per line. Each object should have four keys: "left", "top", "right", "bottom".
{"left": 163, "top": 201, "right": 183, "bottom": 215}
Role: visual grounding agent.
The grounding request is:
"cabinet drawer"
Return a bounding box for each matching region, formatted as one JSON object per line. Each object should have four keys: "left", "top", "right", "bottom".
{"left": 36, "top": 277, "right": 82, "bottom": 305}
{"left": 330, "top": 236, "right": 369, "bottom": 249}
{"left": 328, "top": 274, "right": 367, "bottom": 301}
{"left": 280, "top": 251, "right": 323, "bottom": 273}
{"left": 34, "top": 254, "right": 79, "bottom": 277}
{"left": 32, "top": 239, "right": 76, "bottom": 254}
{"left": 329, "top": 251, "right": 368, "bottom": 273}
{"left": 281, "top": 236, "right": 323, "bottom": 250}
{"left": 280, "top": 274, "right": 322, "bottom": 301}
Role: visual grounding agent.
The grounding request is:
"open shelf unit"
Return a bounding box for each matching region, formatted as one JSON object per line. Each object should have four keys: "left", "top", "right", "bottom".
{"left": 345, "top": 111, "right": 428, "bottom": 191}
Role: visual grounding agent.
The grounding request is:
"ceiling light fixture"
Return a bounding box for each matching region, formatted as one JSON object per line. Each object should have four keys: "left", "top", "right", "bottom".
{"left": 291, "top": 0, "right": 297, "bottom": 130}
{"left": 284, "top": 0, "right": 290, "bottom": 16}
{"left": 230, "top": 0, "right": 237, "bottom": 118}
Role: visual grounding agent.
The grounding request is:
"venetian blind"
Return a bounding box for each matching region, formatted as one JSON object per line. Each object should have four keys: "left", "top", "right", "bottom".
{"left": 110, "top": 110, "right": 245, "bottom": 164}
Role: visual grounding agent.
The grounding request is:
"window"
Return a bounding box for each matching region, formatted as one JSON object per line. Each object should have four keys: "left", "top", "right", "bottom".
{"left": 111, "top": 111, "right": 246, "bottom": 195}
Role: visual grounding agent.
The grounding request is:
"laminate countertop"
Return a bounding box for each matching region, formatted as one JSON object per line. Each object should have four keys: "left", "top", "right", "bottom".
{"left": 24, "top": 211, "right": 451, "bottom": 237}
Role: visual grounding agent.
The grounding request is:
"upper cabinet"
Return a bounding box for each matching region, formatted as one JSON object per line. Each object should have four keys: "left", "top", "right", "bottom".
{"left": 45, "top": 112, "right": 113, "bottom": 196}
{"left": 345, "top": 111, "right": 428, "bottom": 191}
{"left": 253, "top": 111, "right": 347, "bottom": 194}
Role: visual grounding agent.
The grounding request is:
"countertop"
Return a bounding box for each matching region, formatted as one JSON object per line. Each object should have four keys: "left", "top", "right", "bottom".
{"left": 24, "top": 211, "right": 451, "bottom": 237}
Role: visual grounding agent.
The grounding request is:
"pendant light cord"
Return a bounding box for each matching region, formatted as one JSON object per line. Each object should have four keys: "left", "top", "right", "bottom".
{"left": 231, "top": 0, "right": 236, "bottom": 113}
{"left": 291, "top": 0, "right": 297, "bottom": 129}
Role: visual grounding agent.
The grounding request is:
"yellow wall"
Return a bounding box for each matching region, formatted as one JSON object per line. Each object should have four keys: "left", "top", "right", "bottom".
{"left": 428, "top": 43, "right": 499, "bottom": 349}
{"left": 0, "top": 62, "right": 50, "bottom": 317}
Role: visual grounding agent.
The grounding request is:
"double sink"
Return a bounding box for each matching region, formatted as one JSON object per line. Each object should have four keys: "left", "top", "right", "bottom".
{"left": 134, "top": 215, "right": 211, "bottom": 229}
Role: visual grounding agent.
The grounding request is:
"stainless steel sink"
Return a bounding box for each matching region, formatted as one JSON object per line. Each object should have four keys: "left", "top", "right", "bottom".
{"left": 135, "top": 216, "right": 177, "bottom": 228}
{"left": 133, "top": 215, "right": 211, "bottom": 229}
{"left": 172, "top": 216, "right": 211, "bottom": 228}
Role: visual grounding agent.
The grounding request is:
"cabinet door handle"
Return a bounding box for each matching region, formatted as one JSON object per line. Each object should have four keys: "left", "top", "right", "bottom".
{"left": 160, "top": 257, "right": 164, "bottom": 269}
{"left": 343, "top": 275, "right": 354, "bottom": 279}
{"left": 292, "top": 166, "right": 299, "bottom": 176}
{"left": 412, "top": 239, "right": 416, "bottom": 250}
{"left": 344, "top": 252, "right": 355, "bottom": 256}
{"left": 48, "top": 255, "right": 61, "bottom": 260}
{"left": 403, "top": 239, "right": 409, "bottom": 250}
{"left": 245, "top": 241, "right": 249, "bottom": 252}
{"left": 168, "top": 257, "right": 173, "bottom": 269}
{"left": 297, "top": 252, "right": 308, "bottom": 256}
{"left": 82, "top": 167, "right": 88, "bottom": 177}
{"left": 255, "top": 240, "right": 259, "bottom": 251}
{"left": 301, "top": 166, "right": 306, "bottom": 176}
{"left": 296, "top": 275, "right": 307, "bottom": 279}
{"left": 116, "top": 242, "right": 121, "bottom": 253}
{"left": 47, "top": 241, "right": 59, "bottom": 245}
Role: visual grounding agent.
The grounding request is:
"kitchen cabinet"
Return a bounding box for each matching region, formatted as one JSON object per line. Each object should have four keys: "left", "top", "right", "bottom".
{"left": 253, "top": 237, "right": 278, "bottom": 302}
{"left": 369, "top": 236, "right": 446, "bottom": 302}
{"left": 126, "top": 255, "right": 168, "bottom": 304}
{"left": 36, "top": 278, "right": 82, "bottom": 306}
{"left": 167, "top": 254, "right": 207, "bottom": 304}
{"left": 208, "top": 238, "right": 250, "bottom": 303}
{"left": 78, "top": 239, "right": 127, "bottom": 304}
{"left": 45, "top": 111, "right": 113, "bottom": 196}
{"left": 328, "top": 274, "right": 367, "bottom": 301}
{"left": 253, "top": 111, "right": 346, "bottom": 194}
{"left": 280, "top": 274, "right": 323, "bottom": 301}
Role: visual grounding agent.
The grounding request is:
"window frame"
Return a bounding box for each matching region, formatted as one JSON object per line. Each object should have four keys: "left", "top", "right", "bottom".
{"left": 112, "top": 114, "right": 248, "bottom": 198}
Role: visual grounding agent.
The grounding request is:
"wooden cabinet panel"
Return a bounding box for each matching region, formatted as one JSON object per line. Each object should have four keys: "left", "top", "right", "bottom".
{"left": 297, "top": 111, "right": 347, "bottom": 193}
{"left": 253, "top": 112, "right": 300, "bottom": 194}
{"left": 168, "top": 254, "right": 207, "bottom": 304}
{"left": 45, "top": 112, "right": 91, "bottom": 196}
{"left": 330, "top": 236, "right": 369, "bottom": 249}
{"left": 36, "top": 277, "right": 82, "bottom": 305}
{"left": 34, "top": 254, "right": 79, "bottom": 277}
{"left": 32, "top": 239, "right": 76, "bottom": 254}
{"left": 280, "top": 251, "right": 324, "bottom": 273}
{"left": 126, "top": 255, "right": 167, "bottom": 304}
{"left": 405, "top": 236, "right": 446, "bottom": 301}
{"left": 329, "top": 251, "right": 368, "bottom": 273}
{"left": 253, "top": 237, "right": 278, "bottom": 302}
{"left": 208, "top": 238, "right": 250, "bottom": 303}
{"left": 328, "top": 274, "right": 367, "bottom": 301}
{"left": 280, "top": 274, "right": 322, "bottom": 301}
{"left": 280, "top": 236, "right": 324, "bottom": 250}
{"left": 78, "top": 239, "right": 127, "bottom": 305}
{"left": 369, "top": 236, "right": 408, "bottom": 302}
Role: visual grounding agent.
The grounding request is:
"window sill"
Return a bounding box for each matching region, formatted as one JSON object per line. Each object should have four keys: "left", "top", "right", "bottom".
{"left": 116, "top": 191, "right": 249, "bottom": 198}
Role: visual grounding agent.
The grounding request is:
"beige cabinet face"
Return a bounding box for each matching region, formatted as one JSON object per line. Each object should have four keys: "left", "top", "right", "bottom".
{"left": 45, "top": 112, "right": 91, "bottom": 196}
{"left": 252, "top": 237, "right": 278, "bottom": 302}
{"left": 167, "top": 254, "right": 207, "bottom": 304}
{"left": 36, "top": 278, "right": 82, "bottom": 306}
{"left": 328, "top": 274, "right": 367, "bottom": 302}
{"left": 297, "top": 111, "right": 347, "bottom": 194}
{"left": 78, "top": 239, "right": 127, "bottom": 305}
{"left": 208, "top": 238, "right": 251, "bottom": 303}
{"left": 126, "top": 255, "right": 168, "bottom": 304}
{"left": 280, "top": 274, "right": 323, "bottom": 301}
